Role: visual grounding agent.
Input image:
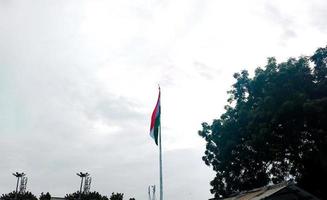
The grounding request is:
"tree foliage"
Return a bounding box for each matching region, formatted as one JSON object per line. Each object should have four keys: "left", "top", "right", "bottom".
{"left": 0, "top": 191, "right": 37, "bottom": 200}
{"left": 109, "top": 193, "right": 124, "bottom": 200}
{"left": 199, "top": 46, "right": 327, "bottom": 199}
{"left": 65, "top": 191, "right": 109, "bottom": 200}
{"left": 39, "top": 192, "right": 51, "bottom": 200}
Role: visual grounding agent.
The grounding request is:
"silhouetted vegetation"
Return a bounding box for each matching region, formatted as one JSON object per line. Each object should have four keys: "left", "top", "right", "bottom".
{"left": 0, "top": 191, "right": 37, "bottom": 200}
{"left": 65, "top": 191, "right": 109, "bottom": 200}
{"left": 109, "top": 193, "right": 123, "bottom": 200}
{"left": 39, "top": 192, "right": 51, "bottom": 200}
{"left": 199, "top": 46, "right": 327, "bottom": 199}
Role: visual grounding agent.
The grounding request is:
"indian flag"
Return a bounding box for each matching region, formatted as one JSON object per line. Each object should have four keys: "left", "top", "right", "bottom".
{"left": 150, "top": 88, "right": 161, "bottom": 145}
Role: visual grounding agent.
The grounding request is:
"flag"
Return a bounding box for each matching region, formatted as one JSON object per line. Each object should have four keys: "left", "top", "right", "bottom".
{"left": 150, "top": 88, "right": 161, "bottom": 145}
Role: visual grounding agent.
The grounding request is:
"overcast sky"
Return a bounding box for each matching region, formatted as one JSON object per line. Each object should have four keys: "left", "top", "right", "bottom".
{"left": 0, "top": 0, "right": 326, "bottom": 199}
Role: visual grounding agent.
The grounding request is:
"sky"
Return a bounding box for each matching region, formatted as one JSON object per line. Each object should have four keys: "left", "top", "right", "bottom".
{"left": 0, "top": 0, "right": 326, "bottom": 199}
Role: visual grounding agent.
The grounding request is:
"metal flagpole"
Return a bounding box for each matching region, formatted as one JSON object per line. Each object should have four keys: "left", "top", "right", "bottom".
{"left": 159, "top": 124, "right": 163, "bottom": 200}
{"left": 159, "top": 86, "right": 163, "bottom": 200}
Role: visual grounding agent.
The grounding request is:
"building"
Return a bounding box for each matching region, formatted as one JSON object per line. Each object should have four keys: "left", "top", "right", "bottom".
{"left": 219, "top": 182, "right": 320, "bottom": 200}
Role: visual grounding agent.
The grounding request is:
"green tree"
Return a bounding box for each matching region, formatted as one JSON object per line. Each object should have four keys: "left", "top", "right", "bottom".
{"left": 199, "top": 46, "right": 327, "bottom": 199}
{"left": 0, "top": 191, "right": 37, "bottom": 200}
{"left": 109, "top": 193, "right": 123, "bottom": 200}
{"left": 39, "top": 192, "right": 51, "bottom": 200}
{"left": 65, "top": 191, "right": 108, "bottom": 200}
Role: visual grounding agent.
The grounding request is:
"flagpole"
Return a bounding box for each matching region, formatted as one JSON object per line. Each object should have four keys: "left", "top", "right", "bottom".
{"left": 159, "top": 86, "right": 163, "bottom": 200}
{"left": 159, "top": 123, "right": 163, "bottom": 200}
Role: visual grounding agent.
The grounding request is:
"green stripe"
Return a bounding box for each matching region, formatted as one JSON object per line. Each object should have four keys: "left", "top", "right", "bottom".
{"left": 154, "top": 116, "right": 160, "bottom": 145}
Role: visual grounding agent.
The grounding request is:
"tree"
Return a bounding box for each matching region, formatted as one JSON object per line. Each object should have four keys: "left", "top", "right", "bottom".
{"left": 65, "top": 191, "right": 108, "bottom": 200}
{"left": 109, "top": 193, "right": 124, "bottom": 200}
{"left": 199, "top": 46, "right": 327, "bottom": 199}
{"left": 39, "top": 192, "right": 51, "bottom": 200}
{"left": 0, "top": 191, "right": 37, "bottom": 200}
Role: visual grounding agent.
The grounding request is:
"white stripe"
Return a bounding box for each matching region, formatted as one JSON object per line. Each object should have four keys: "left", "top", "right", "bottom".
{"left": 150, "top": 129, "right": 155, "bottom": 140}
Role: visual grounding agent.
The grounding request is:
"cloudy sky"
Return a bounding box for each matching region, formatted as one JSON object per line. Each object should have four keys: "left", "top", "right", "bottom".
{"left": 0, "top": 0, "right": 326, "bottom": 199}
